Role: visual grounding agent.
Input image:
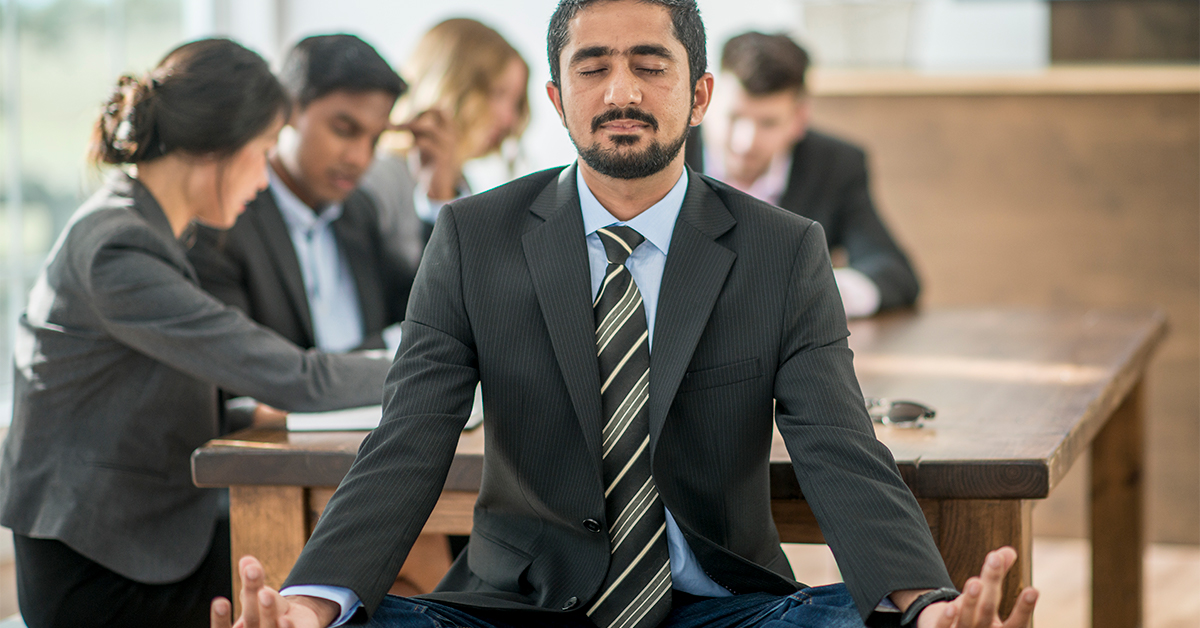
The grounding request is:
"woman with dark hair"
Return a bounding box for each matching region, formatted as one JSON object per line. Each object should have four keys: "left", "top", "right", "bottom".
{"left": 0, "top": 38, "right": 392, "bottom": 628}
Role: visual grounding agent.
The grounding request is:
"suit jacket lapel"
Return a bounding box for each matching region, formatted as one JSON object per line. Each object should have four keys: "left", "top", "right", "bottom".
{"left": 250, "top": 191, "right": 316, "bottom": 346}
{"left": 522, "top": 165, "right": 606, "bottom": 466}
{"left": 335, "top": 193, "right": 386, "bottom": 340}
{"left": 649, "top": 170, "right": 737, "bottom": 447}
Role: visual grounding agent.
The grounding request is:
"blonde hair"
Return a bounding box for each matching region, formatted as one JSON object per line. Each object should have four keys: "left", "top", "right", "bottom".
{"left": 386, "top": 18, "right": 530, "bottom": 162}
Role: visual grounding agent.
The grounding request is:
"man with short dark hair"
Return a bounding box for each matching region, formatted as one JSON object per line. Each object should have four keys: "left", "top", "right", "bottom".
{"left": 686, "top": 31, "right": 920, "bottom": 318}
{"left": 212, "top": 3, "right": 1036, "bottom": 628}
{"left": 189, "top": 34, "right": 414, "bottom": 358}
{"left": 188, "top": 34, "right": 455, "bottom": 595}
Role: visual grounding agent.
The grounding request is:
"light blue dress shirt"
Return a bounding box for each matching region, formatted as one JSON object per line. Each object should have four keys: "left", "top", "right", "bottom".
{"left": 577, "top": 166, "right": 732, "bottom": 599}
{"left": 281, "top": 164, "right": 728, "bottom": 626}
{"left": 269, "top": 169, "right": 364, "bottom": 353}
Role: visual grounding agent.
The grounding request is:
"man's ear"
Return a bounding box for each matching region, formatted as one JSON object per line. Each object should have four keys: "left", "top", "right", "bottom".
{"left": 689, "top": 72, "right": 715, "bottom": 127}
{"left": 546, "top": 81, "right": 568, "bottom": 128}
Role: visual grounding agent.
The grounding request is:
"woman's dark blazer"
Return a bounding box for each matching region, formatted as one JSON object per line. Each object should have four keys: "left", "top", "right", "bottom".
{"left": 0, "top": 173, "right": 389, "bottom": 584}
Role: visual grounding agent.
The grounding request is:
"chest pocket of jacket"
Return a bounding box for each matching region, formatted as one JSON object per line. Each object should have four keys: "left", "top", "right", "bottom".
{"left": 677, "top": 357, "right": 760, "bottom": 393}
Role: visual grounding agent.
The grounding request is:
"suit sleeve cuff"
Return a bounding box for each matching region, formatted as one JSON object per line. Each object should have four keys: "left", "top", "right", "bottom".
{"left": 280, "top": 585, "right": 361, "bottom": 627}
{"left": 223, "top": 397, "right": 258, "bottom": 433}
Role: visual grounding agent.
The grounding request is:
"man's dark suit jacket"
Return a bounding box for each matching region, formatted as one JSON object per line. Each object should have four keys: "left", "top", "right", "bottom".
{"left": 685, "top": 128, "right": 920, "bottom": 311}
{"left": 283, "top": 165, "right": 953, "bottom": 621}
{"left": 187, "top": 186, "right": 416, "bottom": 352}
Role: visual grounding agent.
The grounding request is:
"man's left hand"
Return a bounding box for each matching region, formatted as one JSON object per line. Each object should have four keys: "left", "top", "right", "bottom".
{"left": 917, "top": 547, "right": 1038, "bottom": 627}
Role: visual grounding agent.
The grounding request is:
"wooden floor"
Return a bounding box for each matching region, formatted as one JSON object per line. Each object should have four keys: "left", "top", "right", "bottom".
{"left": 784, "top": 538, "right": 1200, "bottom": 628}
{"left": 0, "top": 536, "right": 1194, "bottom": 623}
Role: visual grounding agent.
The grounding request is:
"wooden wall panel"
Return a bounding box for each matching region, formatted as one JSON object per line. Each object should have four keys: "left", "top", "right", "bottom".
{"left": 1051, "top": 0, "right": 1200, "bottom": 63}
{"left": 810, "top": 91, "right": 1199, "bottom": 543}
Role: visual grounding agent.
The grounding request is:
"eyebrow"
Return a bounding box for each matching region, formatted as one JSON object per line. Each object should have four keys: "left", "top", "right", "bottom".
{"left": 568, "top": 43, "right": 676, "bottom": 67}
{"left": 332, "top": 112, "right": 363, "bottom": 133}
{"left": 629, "top": 44, "right": 674, "bottom": 61}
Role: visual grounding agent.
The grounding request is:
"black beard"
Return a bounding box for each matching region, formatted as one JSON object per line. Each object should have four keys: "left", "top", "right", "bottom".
{"left": 573, "top": 125, "right": 689, "bottom": 180}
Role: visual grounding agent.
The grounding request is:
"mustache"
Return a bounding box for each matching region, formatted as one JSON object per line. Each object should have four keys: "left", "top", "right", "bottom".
{"left": 591, "top": 107, "right": 659, "bottom": 133}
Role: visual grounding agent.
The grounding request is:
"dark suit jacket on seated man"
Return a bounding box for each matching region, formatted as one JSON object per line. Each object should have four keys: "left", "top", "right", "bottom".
{"left": 213, "top": 2, "right": 1038, "bottom": 628}
{"left": 686, "top": 31, "right": 919, "bottom": 318}
{"left": 189, "top": 182, "right": 412, "bottom": 352}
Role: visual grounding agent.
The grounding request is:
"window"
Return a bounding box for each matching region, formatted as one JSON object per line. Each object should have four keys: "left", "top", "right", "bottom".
{"left": 0, "top": 0, "right": 185, "bottom": 424}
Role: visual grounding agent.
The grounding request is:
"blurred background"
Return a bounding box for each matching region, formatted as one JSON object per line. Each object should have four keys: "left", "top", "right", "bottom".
{"left": 0, "top": 0, "right": 1196, "bottom": 624}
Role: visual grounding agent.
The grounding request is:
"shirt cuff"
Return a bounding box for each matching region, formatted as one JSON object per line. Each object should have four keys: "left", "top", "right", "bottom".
{"left": 875, "top": 595, "right": 901, "bottom": 612}
{"left": 833, "top": 266, "right": 882, "bottom": 318}
{"left": 280, "top": 585, "right": 361, "bottom": 627}
{"left": 412, "top": 181, "right": 470, "bottom": 224}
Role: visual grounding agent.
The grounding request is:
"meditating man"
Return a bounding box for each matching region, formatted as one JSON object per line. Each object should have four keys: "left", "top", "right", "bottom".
{"left": 212, "top": 2, "right": 1038, "bottom": 627}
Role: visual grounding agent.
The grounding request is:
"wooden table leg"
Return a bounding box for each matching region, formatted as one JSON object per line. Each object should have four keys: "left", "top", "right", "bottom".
{"left": 229, "top": 485, "right": 308, "bottom": 615}
{"left": 935, "top": 499, "right": 1033, "bottom": 618}
{"left": 1091, "top": 381, "right": 1144, "bottom": 628}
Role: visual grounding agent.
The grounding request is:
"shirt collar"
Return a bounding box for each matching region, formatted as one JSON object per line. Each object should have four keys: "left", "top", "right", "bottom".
{"left": 702, "top": 145, "right": 792, "bottom": 206}
{"left": 268, "top": 166, "right": 344, "bottom": 233}
{"left": 577, "top": 163, "right": 687, "bottom": 257}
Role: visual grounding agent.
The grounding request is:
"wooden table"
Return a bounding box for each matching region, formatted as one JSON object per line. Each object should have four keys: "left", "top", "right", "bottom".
{"left": 193, "top": 308, "right": 1166, "bottom": 627}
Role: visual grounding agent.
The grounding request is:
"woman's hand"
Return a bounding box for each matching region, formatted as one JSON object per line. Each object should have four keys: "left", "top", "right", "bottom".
{"left": 251, "top": 403, "right": 288, "bottom": 428}
{"left": 397, "top": 109, "right": 464, "bottom": 202}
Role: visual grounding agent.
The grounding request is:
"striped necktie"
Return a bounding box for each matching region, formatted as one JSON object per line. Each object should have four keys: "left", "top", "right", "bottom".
{"left": 587, "top": 226, "right": 672, "bottom": 628}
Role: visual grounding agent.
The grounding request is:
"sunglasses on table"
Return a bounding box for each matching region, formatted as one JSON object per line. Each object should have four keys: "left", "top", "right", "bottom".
{"left": 864, "top": 398, "right": 936, "bottom": 428}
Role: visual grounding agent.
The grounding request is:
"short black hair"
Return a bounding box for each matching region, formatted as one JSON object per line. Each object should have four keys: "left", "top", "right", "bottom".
{"left": 278, "top": 34, "right": 406, "bottom": 109}
{"left": 721, "top": 31, "right": 810, "bottom": 96}
{"left": 548, "top": 0, "right": 707, "bottom": 90}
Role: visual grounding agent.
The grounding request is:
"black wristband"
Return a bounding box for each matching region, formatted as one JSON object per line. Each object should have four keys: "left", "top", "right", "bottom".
{"left": 899, "top": 587, "right": 960, "bottom": 626}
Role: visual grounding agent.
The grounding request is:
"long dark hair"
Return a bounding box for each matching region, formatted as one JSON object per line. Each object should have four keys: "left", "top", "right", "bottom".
{"left": 91, "top": 38, "right": 290, "bottom": 165}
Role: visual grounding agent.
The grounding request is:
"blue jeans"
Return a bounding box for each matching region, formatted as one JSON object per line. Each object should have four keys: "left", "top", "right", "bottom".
{"left": 365, "top": 585, "right": 866, "bottom": 628}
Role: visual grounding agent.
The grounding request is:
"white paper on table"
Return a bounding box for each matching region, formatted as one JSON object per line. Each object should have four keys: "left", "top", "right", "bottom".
{"left": 286, "top": 384, "right": 484, "bottom": 431}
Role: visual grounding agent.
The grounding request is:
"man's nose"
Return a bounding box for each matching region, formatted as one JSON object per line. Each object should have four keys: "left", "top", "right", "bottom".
{"left": 256, "top": 165, "right": 270, "bottom": 191}
{"left": 604, "top": 65, "right": 642, "bottom": 108}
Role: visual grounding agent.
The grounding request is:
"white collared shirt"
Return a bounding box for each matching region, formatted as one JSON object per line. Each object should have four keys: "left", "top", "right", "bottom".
{"left": 268, "top": 168, "right": 364, "bottom": 352}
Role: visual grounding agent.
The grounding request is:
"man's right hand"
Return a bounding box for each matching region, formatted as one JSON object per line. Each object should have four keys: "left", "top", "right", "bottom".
{"left": 210, "top": 556, "right": 340, "bottom": 628}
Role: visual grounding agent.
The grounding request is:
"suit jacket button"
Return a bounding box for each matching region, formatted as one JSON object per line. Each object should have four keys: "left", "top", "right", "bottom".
{"left": 583, "top": 519, "right": 602, "bottom": 533}
{"left": 562, "top": 596, "right": 579, "bottom": 610}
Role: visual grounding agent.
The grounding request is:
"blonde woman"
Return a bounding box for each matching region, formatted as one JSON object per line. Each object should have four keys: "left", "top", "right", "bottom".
{"left": 360, "top": 18, "right": 530, "bottom": 268}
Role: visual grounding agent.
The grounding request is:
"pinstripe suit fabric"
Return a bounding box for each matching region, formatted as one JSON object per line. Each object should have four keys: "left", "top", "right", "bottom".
{"left": 284, "top": 164, "right": 953, "bottom": 623}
